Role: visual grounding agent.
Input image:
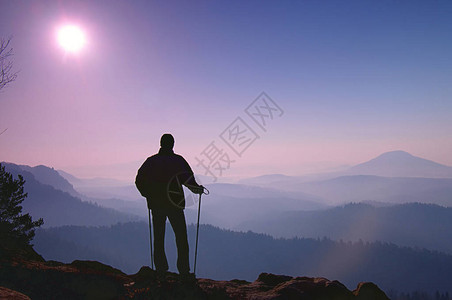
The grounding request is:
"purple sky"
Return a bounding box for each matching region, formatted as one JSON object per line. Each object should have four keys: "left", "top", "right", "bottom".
{"left": 1, "top": 1, "right": 451, "bottom": 181}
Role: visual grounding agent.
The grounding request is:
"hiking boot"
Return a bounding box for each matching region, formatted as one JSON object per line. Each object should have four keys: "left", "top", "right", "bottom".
{"left": 179, "top": 272, "right": 196, "bottom": 284}
{"left": 156, "top": 270, "right": 167, "bottom": 282}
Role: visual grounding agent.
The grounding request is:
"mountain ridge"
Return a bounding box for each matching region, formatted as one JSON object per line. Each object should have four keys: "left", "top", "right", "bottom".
{"left": 240, "top": 151, "right": 452, "bottom": 187}
{"left": 2, "top": 163, "right": 139, "bottom": 227}
{"left": 1, "top": 162, "right": 80, "bottom": 197}
{"left": 237, "top": 202, "right": 452, "bottom": 254}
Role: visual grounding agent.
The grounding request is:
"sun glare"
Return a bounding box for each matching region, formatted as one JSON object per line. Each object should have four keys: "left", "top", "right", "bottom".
{"left": 57, "top": 25, "right": 86, "bottom": 53}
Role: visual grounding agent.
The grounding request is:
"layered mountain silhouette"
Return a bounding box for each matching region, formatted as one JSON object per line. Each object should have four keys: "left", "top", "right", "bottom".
{"left": 58, "top": 169, "right": 131, "bottom": 188}
{"left": 3, "top": 151, "right": 452, "bottom": 298}
{"left": 3, "top": 163, "right": 80, "bottom": 197}
{"left": 238, "top": 202, "right": 452, "bottom": 254}
{"left": 292, "top": 175, "right": 452, "bottom": 206}
{"left": 2, "top": 163, "right": 139, "bottom": 227}
{"left": 197, "top": 183, "right": 326, "bottom": 228}
{"left": 237, "top": 151, "right": 452, "bottom": 206}
{"left": 51, "top": 151, "right": 452, "bottom": 212}
{"left": 241, "top": 175, "right": 452, "bottom": 207}
{"left": 55, "top": 169, "right": 328, "bottom": 228}
{"left": 241, "top": 151, "right": 452, "bottom": 183}
{"left": 58, "top": 169, "right": 142, "bottom": 201}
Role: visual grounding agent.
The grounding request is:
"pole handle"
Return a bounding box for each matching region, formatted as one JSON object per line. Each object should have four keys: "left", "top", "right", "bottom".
{"left": 201, "top": 186, "right": 210, "bottom": 195}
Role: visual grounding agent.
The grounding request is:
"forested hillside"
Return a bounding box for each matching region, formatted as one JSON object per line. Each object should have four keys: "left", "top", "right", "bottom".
{"left": 238, "top": 202, "right": 452, "bottom": 254}
{"left": 34, "top": 222, "right": 452, "bottom": 295}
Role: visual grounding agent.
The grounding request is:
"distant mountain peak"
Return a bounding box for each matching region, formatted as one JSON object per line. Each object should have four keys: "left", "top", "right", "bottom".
{"left": 376, "top": 150, "right": 414, "bottom": 158}
{"left": 347, "top": 151, "right": 452, "bottom": 178}
{"left": 366, "top": 150, "right": 441, "bottom": 165}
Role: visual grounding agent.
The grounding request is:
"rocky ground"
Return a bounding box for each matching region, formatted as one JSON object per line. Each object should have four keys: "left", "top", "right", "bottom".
{"left": 0, "top": 246, "right": 389, "bottom": 299}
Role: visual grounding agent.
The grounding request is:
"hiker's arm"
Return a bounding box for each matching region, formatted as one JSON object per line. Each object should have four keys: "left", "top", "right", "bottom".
{"left": 179, "top": 157, "right": 203, "bottom": 194}
{"left": 135, "top": 159, "right": 153, "bottom": 198}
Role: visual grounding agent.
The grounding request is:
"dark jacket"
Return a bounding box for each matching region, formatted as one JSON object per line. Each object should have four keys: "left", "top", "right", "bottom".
{"left": 136, "top": 148, "right": 201, "bottom": 210}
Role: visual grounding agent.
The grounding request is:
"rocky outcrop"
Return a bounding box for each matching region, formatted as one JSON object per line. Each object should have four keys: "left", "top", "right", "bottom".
{"left": 0, "top": 286, "right": 31, "bottom": 300}
{"left": 0, "top": 250, "right": 389, "bottom": 299}
{"left": 353, "top": 282, "right": 390, "bottom": 300}
{"left": 197, "top": 272, "right": 389, "bottom": 300}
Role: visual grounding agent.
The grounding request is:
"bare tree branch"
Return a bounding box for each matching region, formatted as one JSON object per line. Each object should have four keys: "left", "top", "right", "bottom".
{"left": 0, "top": 37, "right": 18, "bottom": 91}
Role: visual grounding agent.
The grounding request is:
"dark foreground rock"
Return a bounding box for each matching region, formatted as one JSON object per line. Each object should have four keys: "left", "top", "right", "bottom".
{"left": 0, "top": 248, "right": 389, "bottom": 299}
{"left": 0, "top": 286, "right": 31, "bottom": 300}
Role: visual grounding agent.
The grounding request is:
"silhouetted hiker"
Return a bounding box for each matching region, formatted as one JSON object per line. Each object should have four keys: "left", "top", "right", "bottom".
{"left": 135, "top": 133, "right": 204, "bottom": 278}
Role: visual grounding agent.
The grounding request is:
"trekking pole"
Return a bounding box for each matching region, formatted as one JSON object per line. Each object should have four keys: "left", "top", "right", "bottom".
{"left": 148, "top": 208, "right": 154, "bottom": 270}
{"left": 194, "top": 187, "right": 209, "bottom": 276}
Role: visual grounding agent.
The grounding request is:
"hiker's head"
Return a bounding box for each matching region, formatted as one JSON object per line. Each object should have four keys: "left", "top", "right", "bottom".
{"left": 160, "top": 133, "right": 175, "bottom": 150}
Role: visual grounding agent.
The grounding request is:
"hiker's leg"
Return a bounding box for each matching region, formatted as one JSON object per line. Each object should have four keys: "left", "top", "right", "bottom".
{"left": 152, "top": 209, "right": 169, "bottom": 272}
{"left": 168, "top": 209, "right": 190, "bottom": 274}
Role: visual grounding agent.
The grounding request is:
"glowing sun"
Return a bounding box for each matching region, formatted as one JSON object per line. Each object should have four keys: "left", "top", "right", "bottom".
{"left": 57, "top": 25, "right": 86, "bottom": 53}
